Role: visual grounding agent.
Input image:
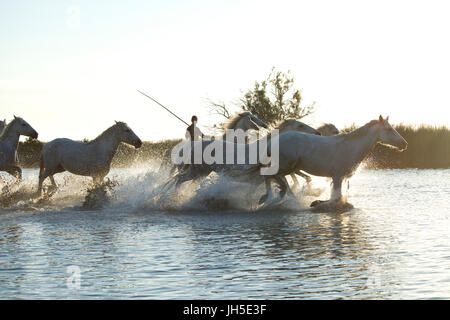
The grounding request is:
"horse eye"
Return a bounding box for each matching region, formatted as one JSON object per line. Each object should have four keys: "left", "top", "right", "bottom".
{"left": 21, "top": 123, "right": 26, "bottom": 126}
{"left": 125, "top": 129, "right": 131, "bottom": 133}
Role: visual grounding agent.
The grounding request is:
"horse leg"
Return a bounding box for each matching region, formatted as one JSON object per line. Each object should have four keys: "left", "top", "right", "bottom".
{"left": 311, "top": 176, "right": 353, "bottom": 212}
{"left": 295, "top": 170, "right": 312, "bottom": 183}
{"left": 291, "top": 170, "right": 311, "bottom": 191}
{"left": 330, "top": 176, "right": 344, "bottom": 201}
{"left": 282, "top": 176, "right": 295, "bottom": 198}
{"left": 175, "top": 164, "right": 209, "bottom": 189}
{"left": 291, "top": 173, "right": 300, "bottom": 191}
{"left": 310, "top": 176, "right": 344, "bottom": 207}
{"left": 274, "top": 176, "right": 294, "bottom": 200}
{"left": 6, "top": 166, "right": 22, "bottom": 183}
{"left": 38, "top": 172, "right": 50, "bottom": 195}
{"left": 259, "top": 177, "right": 274, "bottom": 205}
{"left": 169, "top": 164, "right": 178, "bottom": 176}
{"left": 38, "top": 167, "right": 55, "bottom": 195}
{"left": 175, "top": 170, "right": 195, "bottom": 190}
{"left": 157, "top": 176, "right": 177, "bottom": 195}
{"left": 49, "top": 175, "right": 57, "bottom": 189}
{"left": 92, "top": 175, "right": 106, "bottom": 186}
{"left": 38, "top": 160, "right": 65, "bottom": 195}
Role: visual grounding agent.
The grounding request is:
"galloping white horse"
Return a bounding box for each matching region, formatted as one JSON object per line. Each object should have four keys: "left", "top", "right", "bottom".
{"left": 290, "top": 122, "right": 340, "bottom": 188}
{"left": 222, "top": 112, "right": 268, "bottom": 134}
{"left": 166, "top": 119, "right": 320, "bottom": 190}
{"left": 160, "top": 112, "right": 268, "bottom": 174}
{"left": 271, "top": 119, "right": 322, "bottom": 188}
{"left": 255, "top": 116, "right": 407, "bottom": 208}
{"left": 0, "top": 116, "right": 39, "bottom": 181}
{"left": 38, "top": 121, "right": 142, "bottom": 195}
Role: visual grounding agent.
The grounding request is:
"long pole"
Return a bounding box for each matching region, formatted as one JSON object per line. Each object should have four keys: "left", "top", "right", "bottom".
{"left": 137, "top": 90, "right": 189, "bottom": 126}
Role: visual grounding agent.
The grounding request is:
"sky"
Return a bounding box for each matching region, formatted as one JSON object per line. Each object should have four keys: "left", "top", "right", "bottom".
{"left": 1, "top": 0, "right": 450, "bottom": 142}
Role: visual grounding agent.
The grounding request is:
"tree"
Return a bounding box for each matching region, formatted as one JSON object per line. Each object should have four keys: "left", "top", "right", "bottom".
{"left": 206, "top": 68, "right": 316, "bottom": 126}
{"left": 241, "top": 68, "right": 315, "bottom": 125}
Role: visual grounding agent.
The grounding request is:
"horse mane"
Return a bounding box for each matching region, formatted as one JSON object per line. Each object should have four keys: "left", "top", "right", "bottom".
{"left": 88, "top": 122, "right": 125, "bottom": 144}
{"left": 342, "top": 120, "right": 378, "bottom": 141}
{"left": 224, "top": 112, "right": 251, "bottom": 130}
{"left": 0, "top": 118, "right": 19, "bottom": 141}
{"left": 273, "top": 119, "right": 297, "bottom": 131}
{"left": 317, "top": 123, "right": 336, "bottom": 131}
{"left": 260, "top": 119, "right": 300, "bottom": 141}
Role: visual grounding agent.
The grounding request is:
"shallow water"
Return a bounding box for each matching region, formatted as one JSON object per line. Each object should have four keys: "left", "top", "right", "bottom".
{"left": 0, "top": 168, "right": 449, "bottom": 299}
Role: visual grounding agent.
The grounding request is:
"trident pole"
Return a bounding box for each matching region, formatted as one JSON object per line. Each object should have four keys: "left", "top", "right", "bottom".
{"left": 137, "top": 90, "right": 189, "bottom": 126}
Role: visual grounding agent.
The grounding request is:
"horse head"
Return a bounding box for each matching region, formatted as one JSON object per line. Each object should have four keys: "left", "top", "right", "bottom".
{"left": 373, "top": 115, "right": 408, "bottom": 151}
{"left": 11, "top": 116, "right": 38, "bottom": 139}
{"left": 242, "top": 115, "right": 261, "bottom": 131}
{"left": 226, "top": 112, "right": 267, "bottom": 132}
{"left": 114, "top": 121, "right": 142, "bottom": 149}
{"left": 317, "top": 123, "right": 340, "bottom": 136}
{"left": 247, "top": 113, "right": 268, "bottom": 129}
{"left": 277, "top": 119, "right": 321, "bottom": 135}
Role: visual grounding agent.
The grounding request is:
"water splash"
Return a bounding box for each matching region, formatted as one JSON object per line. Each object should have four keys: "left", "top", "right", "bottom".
{"left": 0, "top": 176, "right": 38, "bottom": 210}
{"left": 1, "top": 167, "right": 330, "bottom": 213}
{"left": 81, "top": 178, "right": 119, "bottom": 210}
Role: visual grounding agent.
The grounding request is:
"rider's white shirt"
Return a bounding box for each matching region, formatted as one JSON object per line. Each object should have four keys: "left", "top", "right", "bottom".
{"left": 185, "top": 126, "right": 204, "bottom": 141}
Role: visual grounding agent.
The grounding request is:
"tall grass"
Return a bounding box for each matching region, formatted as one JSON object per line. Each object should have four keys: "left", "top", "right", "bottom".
{"left": 366, "top": 124, "right": 450, "bottom": 169}
{"left": 15, "top": 125, "right": 450, "bottom": 169}
{"left": 16, "top": 138, "right": 182, "bottom": 168}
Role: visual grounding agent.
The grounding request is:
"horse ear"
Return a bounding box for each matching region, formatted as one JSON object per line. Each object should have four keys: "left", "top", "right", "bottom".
{"left": 386, "top": 116, "right": 389, "bottom": 121}
{"left": 14, "top": 115, "right": 17, "bottom": 119}
{"left": 115, "top": 120, "right": 118, "bottom": 124}
{"left": 379, "top": 115, "right": 383, "bottom": 122}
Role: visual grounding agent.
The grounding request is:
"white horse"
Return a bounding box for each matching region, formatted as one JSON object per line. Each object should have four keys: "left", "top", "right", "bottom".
{"left": 255, "top": 115, "right": 407, "bottom": 208}
{"left": 165, "top": 119, "right": 320, "bottom": 190}
{"left": 271, "top": 119, "right": 322, "bottom": 189}
{"left": 159, "top": 112, "right": 268, "bottom": 174}
{"left": 0, "top": 116, "right": 39, "bottom": 181}
{"left": 221, "top": 112, "right": 268, "bottom": 140}
{"left": 290, "top": 122, "right": 340, "bottom": 188}
{"left": 38, "top": 121, "right": 142, "bottom": 195}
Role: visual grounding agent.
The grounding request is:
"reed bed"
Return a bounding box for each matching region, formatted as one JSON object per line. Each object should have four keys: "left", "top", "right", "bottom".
{"left": 16, "top": 125, "right": 450, "bottom": 169}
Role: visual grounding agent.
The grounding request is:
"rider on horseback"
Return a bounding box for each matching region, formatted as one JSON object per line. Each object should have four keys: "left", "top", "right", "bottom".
{"left": 185, "top": 115, "right": 204, "bottom": 141}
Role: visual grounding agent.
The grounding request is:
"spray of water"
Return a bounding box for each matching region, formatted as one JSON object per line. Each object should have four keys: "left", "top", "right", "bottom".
{"left": 0, "top": 165, "right": 331, "bottom": 214}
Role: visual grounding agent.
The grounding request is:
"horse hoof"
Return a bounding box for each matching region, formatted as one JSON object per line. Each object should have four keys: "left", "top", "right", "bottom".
{"left": 311, "top": 200, "right": 354, "bottom": 213}
{"left": 310, "top": 200, "right": 325, "bottom": 207}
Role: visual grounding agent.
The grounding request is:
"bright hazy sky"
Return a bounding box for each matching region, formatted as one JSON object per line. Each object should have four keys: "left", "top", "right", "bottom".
{"left": 1, "top": 0, "right": 449, "bottom": 142}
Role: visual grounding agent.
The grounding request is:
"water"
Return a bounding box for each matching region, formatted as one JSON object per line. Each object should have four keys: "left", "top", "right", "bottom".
{"left": 0, "top": 168, "right": 449, "bottom": 299}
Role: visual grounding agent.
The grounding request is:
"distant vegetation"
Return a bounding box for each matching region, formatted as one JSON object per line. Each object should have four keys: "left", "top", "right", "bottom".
{"left": 16, "top": 124, "right": 450, "bottom": 170}
{"left": 363, "top": 124, "right": 450, "bottom": 169}
{"left": 206, "top": 68, "right": 316, "bottom": 127}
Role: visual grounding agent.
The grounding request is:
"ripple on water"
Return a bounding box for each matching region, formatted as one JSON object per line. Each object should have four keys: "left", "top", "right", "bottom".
{"left": 0, "top": 168, "right": 450, "bottom": 299}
